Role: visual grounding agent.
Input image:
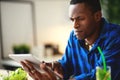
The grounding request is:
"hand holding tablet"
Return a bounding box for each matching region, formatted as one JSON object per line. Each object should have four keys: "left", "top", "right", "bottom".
{"left": 9, "top": 54, "right": 63, "bottom": 80}
{"left": 9, "top": 54, "right": 41, "bottom": 71}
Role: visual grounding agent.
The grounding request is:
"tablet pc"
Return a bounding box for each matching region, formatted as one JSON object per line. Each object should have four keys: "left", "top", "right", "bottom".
{"left": 9, "top": 54, "right": 41, "bottom": 66}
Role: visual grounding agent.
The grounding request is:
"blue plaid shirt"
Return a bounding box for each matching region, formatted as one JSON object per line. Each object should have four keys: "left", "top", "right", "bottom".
{"left": 58, "top": 18, "right": 120, "bottom": 80}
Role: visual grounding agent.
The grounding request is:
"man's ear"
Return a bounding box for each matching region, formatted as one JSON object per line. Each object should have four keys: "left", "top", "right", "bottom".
{"left": 94, "top": 11, "right": 102, "bottom": 22}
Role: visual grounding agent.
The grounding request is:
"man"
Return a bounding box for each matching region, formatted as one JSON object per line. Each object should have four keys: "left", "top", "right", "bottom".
{"left": 21, "top": 0, "right": 120, "bottom": 80}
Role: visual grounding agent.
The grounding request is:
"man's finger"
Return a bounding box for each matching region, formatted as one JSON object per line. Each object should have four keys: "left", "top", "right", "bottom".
{"left": 21, "top": 60, "right": 43, "bottom": 79}
{"left": 40, "top": 63, "right": 57, "bottom": 80}
{"left": 21, "top": 61, "right": 32, "bottom": 72}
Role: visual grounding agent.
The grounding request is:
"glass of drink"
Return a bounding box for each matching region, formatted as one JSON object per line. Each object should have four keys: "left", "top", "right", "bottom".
{"left": 96, "top": 66, "right": 111, "bottom": 80}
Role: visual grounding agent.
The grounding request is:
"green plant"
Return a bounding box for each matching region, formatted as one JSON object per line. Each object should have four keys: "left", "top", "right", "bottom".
{"left": 12, "top": 44, "right": 30, "bottom": 54}
{"left": 0, "top": 68, "right": 27, "bottom": 80}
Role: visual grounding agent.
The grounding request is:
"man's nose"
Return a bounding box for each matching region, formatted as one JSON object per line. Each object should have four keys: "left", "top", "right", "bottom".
{"left": 73, "top": 20, "right": 79, "bottom": 28}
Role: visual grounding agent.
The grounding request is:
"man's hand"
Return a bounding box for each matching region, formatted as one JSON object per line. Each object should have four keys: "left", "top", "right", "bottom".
{"left": 21, "top": 60, "right": 63, "bottom": 80}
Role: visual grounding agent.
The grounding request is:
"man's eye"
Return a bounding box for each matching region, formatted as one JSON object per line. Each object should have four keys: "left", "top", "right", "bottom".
{"left": 77, "top": 17, "right": 84, "bottom": 20}
{"left": 70, "top": 18, "right": 74, "bottom": 22}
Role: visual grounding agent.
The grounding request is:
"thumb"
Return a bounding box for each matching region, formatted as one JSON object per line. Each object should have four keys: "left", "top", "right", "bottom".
{"left": 40, "top": 63, "right": 57, "bottom": 80}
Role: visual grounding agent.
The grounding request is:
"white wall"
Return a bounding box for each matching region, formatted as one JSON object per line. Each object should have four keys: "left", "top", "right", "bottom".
{"left": 0, "top": 42, "right": 1, "bottom": 59}
{"left": 1, "top": 1, "right": 34, "bottom": 58}
{"left": 34, "top": 0, "right": 72, "bottom": 53}
{"left": 0, "top": 0, "right": 72, "bottom": 58}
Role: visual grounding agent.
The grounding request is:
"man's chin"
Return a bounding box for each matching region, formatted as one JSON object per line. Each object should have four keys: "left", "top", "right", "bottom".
{"left": 76, "top": 36, "right": 85, "bottom": 40}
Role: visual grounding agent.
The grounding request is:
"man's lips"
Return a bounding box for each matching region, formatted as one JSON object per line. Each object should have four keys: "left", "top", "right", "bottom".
{"left": 74, "top": 30, "right": 83, "bottom": 34}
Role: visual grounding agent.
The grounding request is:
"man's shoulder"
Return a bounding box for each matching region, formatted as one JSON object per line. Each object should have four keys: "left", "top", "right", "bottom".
{"left": 109, "top": 23, "right": 120, "bottom": 29}
{"left": 109, "top": 23, "right": 120, "bottom": 34}
{"left": 99, "top": 22, "right": 120, "bottom": 43}
{"left": 102, "top": 18, "right": 120, "bottom": 32}
{"left": 103, "top": 23, "right": 120, "bottom": 42}
{"left": 104, "top": 23, "right": 120, "bottom": 35}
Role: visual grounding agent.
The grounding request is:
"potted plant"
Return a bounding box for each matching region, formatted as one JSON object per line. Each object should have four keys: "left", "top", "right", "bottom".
{"left": 12, "top": 44, "right": 30, "bottom": 54}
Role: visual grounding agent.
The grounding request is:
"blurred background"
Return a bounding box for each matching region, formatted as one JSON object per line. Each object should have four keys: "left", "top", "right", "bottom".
{"left": 0, "top": 0, "right": 120, "bottom": 70}
{"left": 101, "top": 0, "right": 120, "bottom": 24}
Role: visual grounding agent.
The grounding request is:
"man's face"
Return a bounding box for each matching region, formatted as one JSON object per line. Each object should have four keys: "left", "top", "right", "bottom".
{"left": 69, "top": 3, "right": 101, "bottom": 40}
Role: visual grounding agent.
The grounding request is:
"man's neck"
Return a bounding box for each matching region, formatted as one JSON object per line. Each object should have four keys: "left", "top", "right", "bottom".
{"left": 85, "top": 22, "right": 102, "bottom": 45}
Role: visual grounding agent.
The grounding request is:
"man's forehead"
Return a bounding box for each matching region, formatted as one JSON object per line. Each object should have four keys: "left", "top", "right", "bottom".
{"left": 68, "top": 3, "right": 89, "bottom": 17}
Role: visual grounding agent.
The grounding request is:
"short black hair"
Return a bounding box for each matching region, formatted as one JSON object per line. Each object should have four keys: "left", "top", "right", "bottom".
{"left": 70, "top": 0, "right": 101, "bottom": 13}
